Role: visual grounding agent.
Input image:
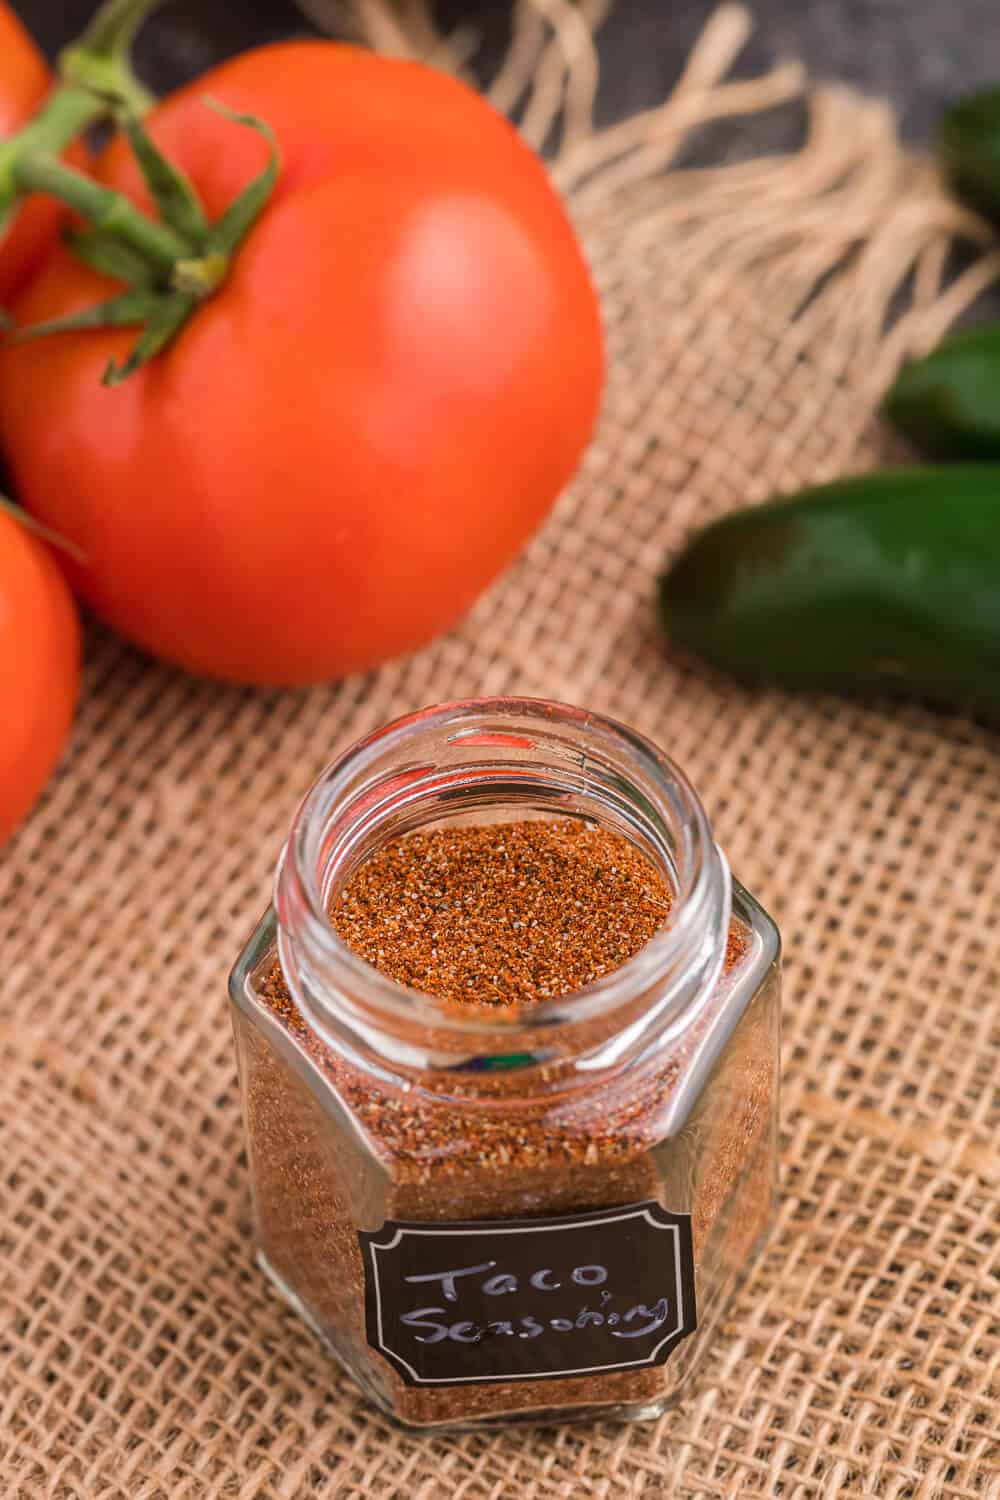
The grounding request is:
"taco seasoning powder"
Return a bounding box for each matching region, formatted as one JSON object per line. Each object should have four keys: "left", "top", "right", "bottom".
{"left": 229, "top": 699, "right": 780, "bottom": 1429}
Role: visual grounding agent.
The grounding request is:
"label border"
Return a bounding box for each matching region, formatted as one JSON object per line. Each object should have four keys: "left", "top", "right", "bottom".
{"left": 358, "top": 1200, "right": 697, "bottom": 1388}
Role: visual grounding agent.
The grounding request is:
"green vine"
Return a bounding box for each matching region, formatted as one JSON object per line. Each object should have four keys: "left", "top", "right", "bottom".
{"left": 0, "top": 0, "right": 161, "bottom": 241}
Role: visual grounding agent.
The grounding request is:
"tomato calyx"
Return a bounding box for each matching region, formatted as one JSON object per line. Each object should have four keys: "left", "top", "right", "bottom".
{"left": 11, "top": 97, "right": 280, "bottom": 384}
{"left": 11, "top": 98, "right": 280, "bottom": 384}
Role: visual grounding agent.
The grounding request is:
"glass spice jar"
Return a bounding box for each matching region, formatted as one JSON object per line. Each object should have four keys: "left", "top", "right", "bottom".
{"left": 229, "top": 698, "right": 781, "bottom": 1429}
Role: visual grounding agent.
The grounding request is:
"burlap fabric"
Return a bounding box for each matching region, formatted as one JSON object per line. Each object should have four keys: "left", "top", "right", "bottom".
{"left": 3, "top": 5, "right": 999, "bottom": 1495}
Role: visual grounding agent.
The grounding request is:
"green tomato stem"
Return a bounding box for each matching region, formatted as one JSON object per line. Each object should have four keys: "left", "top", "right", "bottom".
{"left": 58, "top": 52, "right": 155, "bottom": 119}
{"left": 69, "top": 0, "right": 164, "bottom": 66}
{"left": 12, "top": 152, "right": 188, "bottom": 271}
{"left": 0, "top": 0, "right": 163, "bottom": 237}
{"left": 59, "top": 0, "right": 161, "bottom": 119}
{"left": 0, "top": 86, "right": 101, "bottom": 231}
{"left": 60, "top": 0, "right": 165, "bottom": 115}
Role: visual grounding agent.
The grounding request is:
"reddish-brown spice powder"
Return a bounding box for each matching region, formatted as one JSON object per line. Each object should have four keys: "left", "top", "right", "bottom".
{"left": 330, "top": 819, "right": 673, "bottom": 1006}
{"left": 242, "top": 819, "right": 775, "bottom": 1426}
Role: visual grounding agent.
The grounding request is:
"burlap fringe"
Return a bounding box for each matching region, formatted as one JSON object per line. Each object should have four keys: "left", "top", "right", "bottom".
{"left": 297, "top": 0, "right": 1000, "bottom": 394}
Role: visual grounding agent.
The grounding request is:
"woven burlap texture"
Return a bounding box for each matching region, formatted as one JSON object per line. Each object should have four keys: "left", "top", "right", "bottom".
{"left": 2, "top": 4, "right": 999, "bottom": 1496}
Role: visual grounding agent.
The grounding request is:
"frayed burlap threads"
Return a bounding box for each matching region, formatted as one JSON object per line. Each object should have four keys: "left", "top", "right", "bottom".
{"left": 2, "top": 5, "right": 999, "bottom": 1497}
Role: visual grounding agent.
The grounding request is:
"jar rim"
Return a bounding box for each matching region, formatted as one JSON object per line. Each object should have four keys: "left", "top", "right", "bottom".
{"left": 276, "top": 697, "right": 730, "bottom": 1047}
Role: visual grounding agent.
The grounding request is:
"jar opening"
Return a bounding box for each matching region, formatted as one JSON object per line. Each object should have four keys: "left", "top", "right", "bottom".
{"left": 275, "top": 699, "right": 731, "bottom": 1076}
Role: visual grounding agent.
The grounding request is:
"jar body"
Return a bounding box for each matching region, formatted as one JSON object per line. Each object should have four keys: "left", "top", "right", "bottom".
{"left": 228, "top": 699, "right": 781, "bottom": 1429}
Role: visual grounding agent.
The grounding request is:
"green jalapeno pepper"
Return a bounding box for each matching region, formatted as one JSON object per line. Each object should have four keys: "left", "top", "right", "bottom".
{"left": 882, "top": 89, "right": 1000, "bottom": 458}
{"left": 885, "top": 326, "right": 1000, "bottom": 460}
{"left": 940, "top": 87, "right": 1000, "bottom": 224}
{"left": 659, "top": 466, "right": 1000, "bottom": 710}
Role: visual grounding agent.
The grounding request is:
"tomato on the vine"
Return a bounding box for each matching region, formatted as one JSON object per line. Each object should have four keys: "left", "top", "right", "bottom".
{"left": 0, "top": 42, "right": 604, "bottom": 685}
{"left": 0, "top": 4, "right": 65, "bottom": 302}
{"left": 0, "top": 507, "right": 79, "bottom": 845}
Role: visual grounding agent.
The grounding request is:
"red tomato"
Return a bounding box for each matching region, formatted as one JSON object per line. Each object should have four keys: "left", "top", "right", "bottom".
{"left": 0, "top": 508, "right": 79, "bottom": 845}
{"left": 0, "top": 4, "right": 66, "bottom": 302}
{"left": 0, "top": 43, "right": 603, "bottom": 685}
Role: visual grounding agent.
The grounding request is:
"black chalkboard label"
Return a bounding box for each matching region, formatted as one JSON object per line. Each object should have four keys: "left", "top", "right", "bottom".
{"left": 358, "top": 1201, "right": 696, "bottom": 1387}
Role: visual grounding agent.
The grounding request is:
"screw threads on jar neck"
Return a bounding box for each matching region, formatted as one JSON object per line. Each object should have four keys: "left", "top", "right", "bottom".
{"left": 275, "top": 698, "right": 731, "bottom": 1095}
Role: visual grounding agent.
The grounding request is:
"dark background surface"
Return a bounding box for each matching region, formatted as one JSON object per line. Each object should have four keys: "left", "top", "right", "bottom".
{"left": 11, "top": 0, "right": 1000, "bottom": 151}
